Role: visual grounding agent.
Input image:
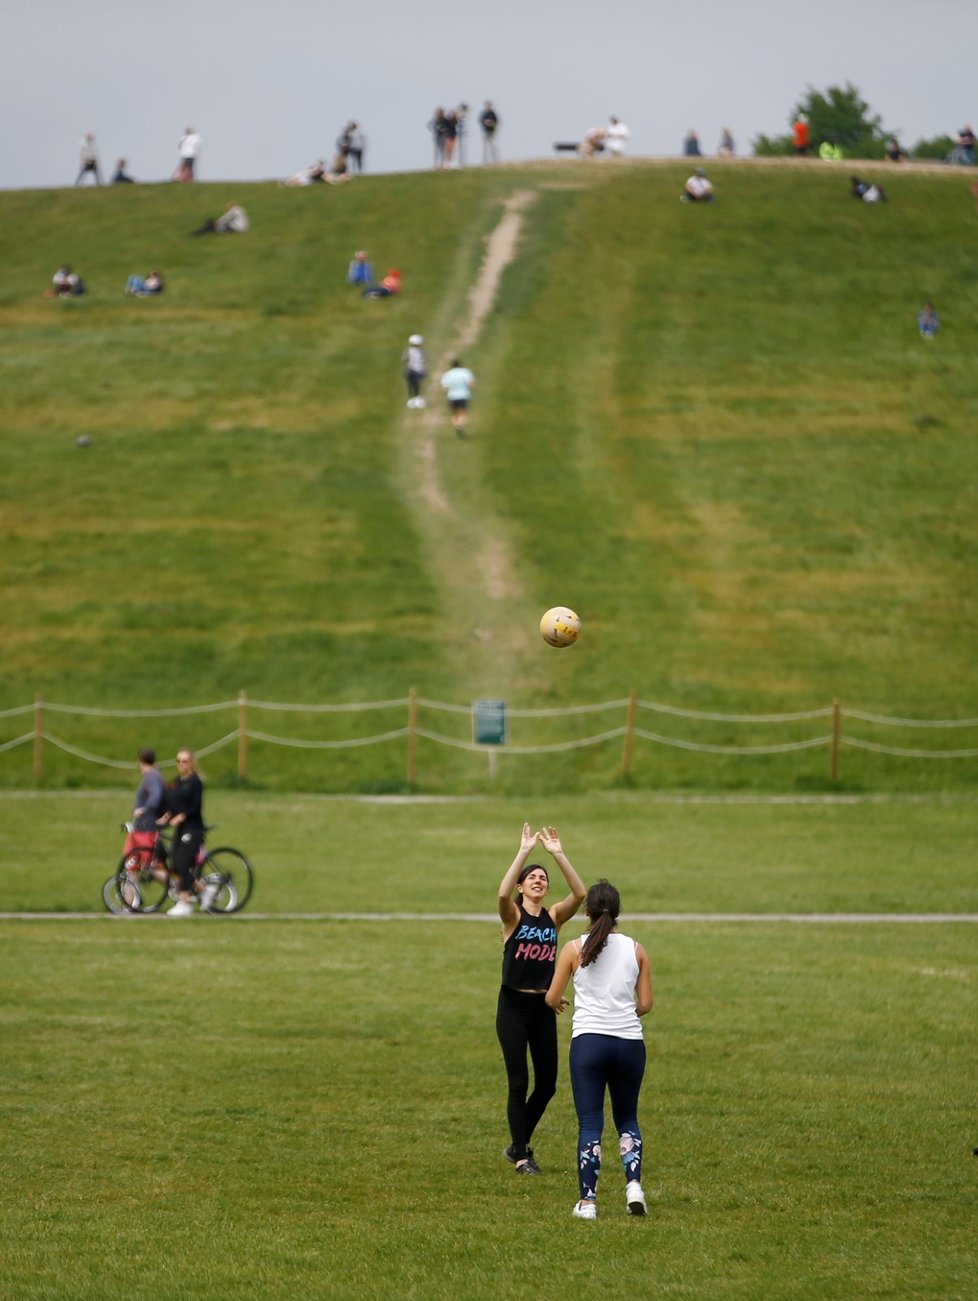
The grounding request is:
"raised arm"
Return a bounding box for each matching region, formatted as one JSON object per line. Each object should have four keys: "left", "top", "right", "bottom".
{"left": 497, "top": 822, "right": 540, "bottom": 929}
{"left": 537, "top": 826, "right": 586, "bottom": 928}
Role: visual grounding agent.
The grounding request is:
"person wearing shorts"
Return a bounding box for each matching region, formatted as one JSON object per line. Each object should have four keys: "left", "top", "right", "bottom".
{"left": 440, "top": 358, "right": 475, "bottom": 435}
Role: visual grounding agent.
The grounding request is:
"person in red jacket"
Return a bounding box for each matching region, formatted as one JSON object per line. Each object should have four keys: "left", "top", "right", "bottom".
{"left": 792, "top": 115, "right": 811, "bottom": 156}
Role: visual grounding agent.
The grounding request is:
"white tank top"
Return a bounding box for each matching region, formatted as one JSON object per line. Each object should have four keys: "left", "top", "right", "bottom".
{"left": 571, "top": 931, "right": 643, "bottom": 1040}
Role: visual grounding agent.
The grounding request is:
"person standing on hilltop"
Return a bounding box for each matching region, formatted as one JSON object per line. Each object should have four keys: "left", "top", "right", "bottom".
{"left": 75, "top": 133, "right": 101, "bottom": 185}
{"left": 792, "top": 114, "right": 810, "bottom": 156}
{"left": 606, "top": 116, "right": 630, "bottom": 157}
{"left": 176, "top": 127, "right": 201, "bottom": 181}
{"left": 480, "top": 101, "right": 500, "bottom": 163}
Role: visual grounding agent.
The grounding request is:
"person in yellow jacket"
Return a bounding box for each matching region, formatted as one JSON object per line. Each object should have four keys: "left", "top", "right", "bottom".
{"left": 819, "top": 137, "right": 844, "bottom": 160}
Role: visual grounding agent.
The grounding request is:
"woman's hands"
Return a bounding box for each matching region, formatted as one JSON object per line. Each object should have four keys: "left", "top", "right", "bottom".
{"left": 519, "top": 821, "right": 540, "bottom": 854}
{"left": 538, "top": 825, "right": 563, "bottom": 857}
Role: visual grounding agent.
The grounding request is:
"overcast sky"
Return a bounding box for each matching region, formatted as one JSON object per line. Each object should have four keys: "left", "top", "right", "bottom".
{"left": 3, "top": 0, "right": 975, "bottom": 188}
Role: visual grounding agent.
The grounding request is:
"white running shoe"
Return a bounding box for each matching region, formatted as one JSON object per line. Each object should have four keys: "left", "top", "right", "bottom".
{"left": 625, "top": 1181, "right": 647, "bottom": 1215}
{"left": 168, "top": 899, "right": 196, "bottom": 917}
{"left": 415, "top": 397, "right": 426, "bottom": 409}
{"left": 199, "top": 880, "right": 220, "bottom": 911}
{"left": 572, "top": 1200, "right": 597, "bottom": 1220}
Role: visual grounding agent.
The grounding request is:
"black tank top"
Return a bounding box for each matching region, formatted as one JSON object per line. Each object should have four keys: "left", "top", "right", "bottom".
{"left": 501, "top": 903, "right": 558, "bottom": 991}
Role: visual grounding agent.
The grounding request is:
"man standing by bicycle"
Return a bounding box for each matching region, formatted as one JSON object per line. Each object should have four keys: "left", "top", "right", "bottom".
{"left": 122, "top": 749, "right": 167, "bottom": 860}
{"left": 164, "top": 749, "right": 211, "bottom": 916}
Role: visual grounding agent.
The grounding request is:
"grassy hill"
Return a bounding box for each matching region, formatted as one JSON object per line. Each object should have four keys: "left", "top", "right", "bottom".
{"left": 1, "top": 161, "right": 976, "bottom": 793}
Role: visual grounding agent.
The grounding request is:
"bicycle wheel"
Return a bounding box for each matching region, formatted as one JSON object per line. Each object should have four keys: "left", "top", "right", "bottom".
{"left": 116, "top": 850, "right": 171, "bottom": 914}
{"left": 201, "top": 848, "right": 253, "bottom": 914}
{"left": 102, "top": 873, "right": 136, "bottom": 914}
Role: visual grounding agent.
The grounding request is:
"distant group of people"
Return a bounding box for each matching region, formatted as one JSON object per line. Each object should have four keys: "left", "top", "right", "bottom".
{"left": 400, "top": 335, "right": 475, "bottom": 434}
{"left": 347, "top": 250, "right": 401, "bottom": 298}
{"left": 47, "top": 266, "right": 85, "bottom": 297}
{"left": 426, "top": 102, "right": 502, "bottom": 168}
{"left": 124, "top": 748, "right": 210, "bottom": 917}
{"left": 74, "top": 128, "right": 202, "bottom": 185}
{"left": 579, "top": 117, "right": 631, "bottom": 158}
{"left": 344, "top": 250, "right": 474, "bottom": 432}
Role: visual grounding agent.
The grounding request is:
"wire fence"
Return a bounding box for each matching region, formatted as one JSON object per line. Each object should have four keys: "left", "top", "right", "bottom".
{"left": 2, "top": 691, "right": 977, "bottom": 785}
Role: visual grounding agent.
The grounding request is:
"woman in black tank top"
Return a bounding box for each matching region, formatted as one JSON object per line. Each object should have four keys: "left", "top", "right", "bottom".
{"left": 496, "top": 822, "right": 586, "bottom": 1175}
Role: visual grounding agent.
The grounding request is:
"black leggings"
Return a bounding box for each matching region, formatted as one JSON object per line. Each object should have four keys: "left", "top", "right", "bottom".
{"left": 496, "top": 986, "right": 558, "bottom": 1155}
{"left": 171, "top": 828, "right": 203, "bottom": 893}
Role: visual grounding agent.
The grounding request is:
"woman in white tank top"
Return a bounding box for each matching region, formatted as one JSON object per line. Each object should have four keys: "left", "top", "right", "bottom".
{"left": 546, "top": 879, "right": 653, "bottom": 1219}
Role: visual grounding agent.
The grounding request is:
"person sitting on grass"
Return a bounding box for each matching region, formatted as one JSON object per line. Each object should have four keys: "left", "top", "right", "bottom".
{"left": 850, "top": 175, "right": 886, "bottom": 203}
{"left": 362, "top": 268, "right": 401, "bottom": 299}
{"left": 124, "top": 270, "right": 165, "bottom": 297}
{"left": 348, "top": 249, "right": 374, "bottom": 286}
{"left": 190, "top": 201, "right": 249, "bottom": 235}
{"left": 918, "top": 302, "right": 940, "bottom": 338}
{"left": 46, "top": 265, "right": 86, "bottom": 297}
{"left": 681, "top": 167, "right": 715, "bottom": 202}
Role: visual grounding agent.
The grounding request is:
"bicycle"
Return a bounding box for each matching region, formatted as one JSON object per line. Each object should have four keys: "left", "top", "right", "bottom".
{"left": 102, "top": 823, "right": 254, "bottom": 915}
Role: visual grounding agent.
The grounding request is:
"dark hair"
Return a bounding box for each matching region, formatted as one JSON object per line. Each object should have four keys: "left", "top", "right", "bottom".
{"left": 452, "top": 358, "right": 462, "bottom": 368}
{"left": 138, "top": 748, "right": 156, "bottom": 765}
{"left": 580, "top": 879, "right": 620, "bottom": 967}
{"left": 517, "top": 862, "right": 549, "bottom": 889}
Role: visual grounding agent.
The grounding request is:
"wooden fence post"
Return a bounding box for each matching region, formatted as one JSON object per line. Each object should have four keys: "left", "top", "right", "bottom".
{"left": 407, "top": 688, "right": 418, "bottom": 787}
{"left": 33, "top": 693, "right": 44, "bottom": 784}
{"left": 237, "top": 690, "right": 248, "bottom": 782}
{"left": 621, "top": 689, "right": 638, "bottom": 779}
{"left": 830, "top": 698, "right": 841, "bottom": 782}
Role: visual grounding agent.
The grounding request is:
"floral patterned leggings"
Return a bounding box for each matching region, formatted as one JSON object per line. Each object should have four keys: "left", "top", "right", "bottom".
{"left": 569, "top": 1032, "right": 646, "bottom": 1201}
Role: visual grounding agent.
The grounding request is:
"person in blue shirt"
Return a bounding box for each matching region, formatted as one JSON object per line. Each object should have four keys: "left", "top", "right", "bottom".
{"left": 347, "top": 250, "right": 373, "bottom": 287}
{"left": 440, "top": 359, "right": 475, "bottom": 435}
{"left": 918, "top": 302, "right": 939, "bottom": 338}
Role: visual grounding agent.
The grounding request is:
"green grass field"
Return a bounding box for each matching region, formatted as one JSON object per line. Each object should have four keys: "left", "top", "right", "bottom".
{"left": 1, "top": 161, "right": 976, "bottom": 795}
{"left": 1, "top": 163, "right": 976, "bottom": 1296}
{"left": 1, "top": 791, "right": 976, "bottom": 1299}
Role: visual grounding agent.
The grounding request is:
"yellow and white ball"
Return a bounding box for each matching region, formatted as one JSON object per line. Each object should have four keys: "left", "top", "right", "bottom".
{"left": 540, "top": 606, "right": 581, "bottom": 648}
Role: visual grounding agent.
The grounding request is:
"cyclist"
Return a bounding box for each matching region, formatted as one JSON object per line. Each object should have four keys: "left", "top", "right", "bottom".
{"left": 125, "top": 749, "right": 167, "bottom": 845}
{"left": 162, "top": 748, "right": 215, "bottom": 916}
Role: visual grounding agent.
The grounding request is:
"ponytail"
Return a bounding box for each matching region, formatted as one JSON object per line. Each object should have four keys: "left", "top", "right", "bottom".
{"left": 579, "top": 879, "right": 621, "bottom": 967}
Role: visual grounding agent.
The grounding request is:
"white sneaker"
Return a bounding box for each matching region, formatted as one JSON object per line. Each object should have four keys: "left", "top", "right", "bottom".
{"left": 572, "top": 1200, "right": 597, "bottom": 1220}
{"left": 415, "top": 397, "right": 426, "bottom": 409}
{"left": 168, "top": 899, "right": 196, "bottom": 917}
{"left": 406, "top": 398, "right": 416, "bottom": 408}
{"left": 199, "top": 880, "right": 220, "bottom": 911}
{"left": 626, "top": 1181, "right": 647, "bottom": 1215}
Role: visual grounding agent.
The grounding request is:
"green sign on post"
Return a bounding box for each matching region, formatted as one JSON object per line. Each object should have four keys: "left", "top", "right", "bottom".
{"left": 473, "top": 699, "right": 507, "bottom": 746}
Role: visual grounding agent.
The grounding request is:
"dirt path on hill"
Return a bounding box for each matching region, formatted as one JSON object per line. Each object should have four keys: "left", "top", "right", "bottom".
{"left": 414, "top": 189, "right": 535, "bottom": 516}
{"left": 402, "top": 189, "right": 537, "bottom": 686}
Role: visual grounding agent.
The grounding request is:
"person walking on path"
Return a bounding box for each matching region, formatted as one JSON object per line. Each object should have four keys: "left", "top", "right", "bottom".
{"left": 402, "top": 334, "right": 428, "bottom": 408}
{"left": 497, "top": 823, "right": 586, "bottom": 1176}
{"left": 161, "top": 748, "right": 215, "bottom": 916}
{"left": 76, "top": 133, "right": 101, "bottom": 185}
{"left": 546, "top": 879, "right": 653, "bottom": 1220}
{"left": 440, "top": 358, "right": 475, "bottom": 435}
